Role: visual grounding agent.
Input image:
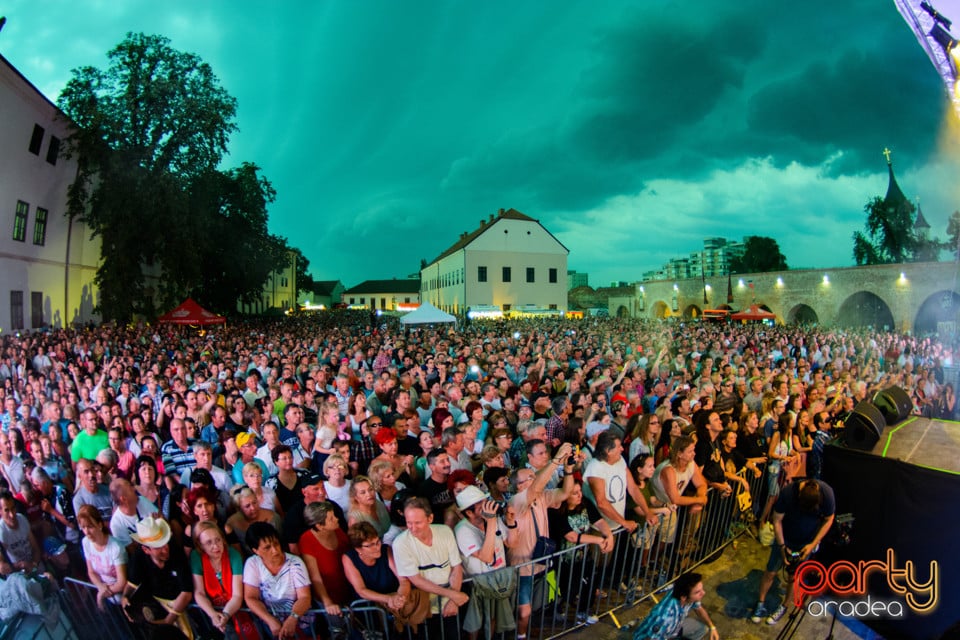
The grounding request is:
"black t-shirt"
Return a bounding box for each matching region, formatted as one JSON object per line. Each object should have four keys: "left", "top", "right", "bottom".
{"left": 419, "top": 478, "right": 454, "bottom": 521}
{"left": 281, "top": 499, "right": 346, "bottom": 549}
{"left": 695, "top": 434, "right": 725, "bottom": 484}
{"left": 128, "top": 545, "right": 192, "bottom": 600}
{"left": 736, "top": 431, "right": 766, "bottom": 461}
{"left": 548, "top": 499, "right": 603, "bottom": 544}
{"left": 775, "top": 480, "right": 836, "bottom": 548}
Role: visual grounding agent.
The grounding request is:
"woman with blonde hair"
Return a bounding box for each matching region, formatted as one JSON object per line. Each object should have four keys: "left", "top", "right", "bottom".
{"left": 225, "top": 487, "right": 283, "bottom": 555}
{"left": 367, "top": 459, "right": 405, "bottom": 511}
{"left": 346, "top": 475, "right": 391, "bottom": 537}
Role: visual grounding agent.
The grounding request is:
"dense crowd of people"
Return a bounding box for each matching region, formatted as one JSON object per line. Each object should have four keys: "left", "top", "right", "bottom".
{"left": 0, "top": 310, "right": 954, "bottom": 640}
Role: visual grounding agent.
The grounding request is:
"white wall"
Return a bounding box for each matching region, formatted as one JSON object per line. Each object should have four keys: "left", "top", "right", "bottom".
{"left": 0, "top": 56, "right": 100, "bottom": 331}
{"left": 422, "top": 216, "right": 568, "bottom": 312}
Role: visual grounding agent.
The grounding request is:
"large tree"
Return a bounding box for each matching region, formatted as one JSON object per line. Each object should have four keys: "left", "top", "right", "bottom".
{"left": 58, "top": 33, "right": 291, "bottom": 320}
{"left": 729, "top": 236, "right": 788, "bottom": 273}
{"left": 946, "top": 210, "right": 960, "bottom": 260}
{"left": 852, "top": 196, "right": 917, "bottom": 265}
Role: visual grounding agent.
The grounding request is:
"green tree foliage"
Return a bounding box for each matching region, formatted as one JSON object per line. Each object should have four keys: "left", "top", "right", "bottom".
{"left": 57, "top": 33, "right": 294, "bottom": 320}
{"left": 728, "top": 236, "right": 788, "bottom": 273}
{"left": 946, "top": 211, "right": 960, "bottom": 260}
{"left": 852, "top": 196, "right": 916, "bottom": 265}
{"left": 852, "top": 196, "right": 944, "bottom": 264}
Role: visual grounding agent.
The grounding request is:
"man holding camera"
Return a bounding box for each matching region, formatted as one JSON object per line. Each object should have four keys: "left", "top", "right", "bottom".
{"left": 751, "top": 478, "right": 835, "bottom": 625}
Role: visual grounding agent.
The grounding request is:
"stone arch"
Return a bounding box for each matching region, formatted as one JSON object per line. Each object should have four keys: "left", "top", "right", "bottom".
{"left": 651, "top": 300, "right": 670, "bottom": 319}
{"left": 787, "top": 303, "right": 819, "bottom": 325}
{"left": 683, "top": 304, "right": 701, "bottom": 320}
{"left": 914, "top": 290, "right": 960, "bottom": 335}
{"left": 616, "top": 305, "right": 630, "bottom": 318}
{"left": 836, "top": 291, "right": 894, "bottom": 329}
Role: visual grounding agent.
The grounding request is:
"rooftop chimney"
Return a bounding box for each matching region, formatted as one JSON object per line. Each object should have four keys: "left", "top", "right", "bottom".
{"left": 489, "top": 213, "right": 495, "bottom": 223}
{"left": 498, "top": 208, "right": 505, "bottom": 216}
{"left": 479, "top": 219, "right": 485, "bottom": 228}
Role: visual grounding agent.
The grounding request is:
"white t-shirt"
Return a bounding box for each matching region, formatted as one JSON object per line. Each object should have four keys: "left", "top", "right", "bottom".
{"left": 324, "top": 481, "right": 351, "bottom": 513}
{"left": 454, "top": 518, "right": 507, "bottom": 576}
{"left": 82, "top": 535, "right": 127, "bottom": 590}
{"left": 242, "top": 553, "right": 310, "bottom": 619}
{"left": 583, "top": 456, "right": 629, "bottom": 528}
{"left": 0, "top": 513, "right": 33, "bottom": 563}
{"left": 393, "top": 525, "right": 461, "bottom": 613}
{"left": 110, "top": 496, "right": 158, "bottom": 547}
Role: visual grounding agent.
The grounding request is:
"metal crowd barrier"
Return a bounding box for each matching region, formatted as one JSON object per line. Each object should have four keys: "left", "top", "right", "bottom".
{"left": 57, "top": 467, "right": 767, "bottom": 640}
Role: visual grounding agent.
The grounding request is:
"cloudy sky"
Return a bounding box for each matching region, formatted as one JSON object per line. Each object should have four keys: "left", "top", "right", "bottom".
{"left": 3, "top": 0, "right": 960, "bottom": 287}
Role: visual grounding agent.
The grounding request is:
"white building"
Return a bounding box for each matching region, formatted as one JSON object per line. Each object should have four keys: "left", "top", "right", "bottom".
{"left": 0, "top": 53, "right": 100, "bottom": 331}
{"left": 342, "top": 279, "right": 420, "bottom": 311}
{"left": 420, "top": 208, "right": 568, "bottom": 315}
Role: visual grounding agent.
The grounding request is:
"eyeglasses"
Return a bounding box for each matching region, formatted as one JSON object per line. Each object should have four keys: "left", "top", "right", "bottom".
{"left": 361, "top": 540, "right": 382, "bottom": 549}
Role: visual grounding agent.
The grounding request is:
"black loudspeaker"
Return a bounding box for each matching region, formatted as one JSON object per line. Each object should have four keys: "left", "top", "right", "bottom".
{"left": 844, "top": 401, "right": 886, "bottom": 451}
{"left": 873, "top": 386, "right": 912, "bottom": 426}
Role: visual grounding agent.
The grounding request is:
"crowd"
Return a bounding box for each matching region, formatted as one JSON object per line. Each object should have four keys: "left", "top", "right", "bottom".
{"left": 0, "top": 310, "right": 955, "bottom": 640}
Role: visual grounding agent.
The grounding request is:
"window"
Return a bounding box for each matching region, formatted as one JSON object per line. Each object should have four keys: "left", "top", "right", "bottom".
{"left": 381, "top": 298, "right": 386, "bottom": 309}
{"left": 549, "top": 268, "right": 558, "bottom": 283}
{"left": 404, "top": 297, "right": 411, "bottom": 303}
{"left": 31, "top": 292, "right": 43, "bottom": 328}
{"left": 502, "top": 267, "right": 511, "bottom": 282}
{"left": 33, "top": 208, "right": 48, "bottom": 246}
{"left": 10, "top": 291, "right": 23, "bottom": 330}
{"left": 360, "top": 297, "right": 366, "bottom": 304}
{"left": 503, "top": 304, "right": 512, "bottom": 312}
{"left": 526, "top": 267, "right": 535, "bottom": 283}
{"left": 28, "top": 125, "right": 44, "bottom": 155}
{"left": 13, "top": 201, "right": 28, "bottom": 242}
{"left": 349, "top": 297, "right": 355, "bottom": 304}
{"left": 46, "top": 136, "right": 60, "bottom": 166}
{"left": 478, "top": 266, "right": 487, "bottom": 282}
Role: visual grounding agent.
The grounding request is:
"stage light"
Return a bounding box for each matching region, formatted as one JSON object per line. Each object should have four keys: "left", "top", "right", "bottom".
{"left": 673, "top": 284, "right": 679, "bottom": 290}
{"left": 776, "top": 277, "right": 784, "bottom": 287}
{"left": 822, "top": 274, "right": 830, "bottom": 285}
{"left": 705, "top": 284, "right": 712, "bottom": 291}
{"left": 738, "top": 279, "right": 745, "bottom": 288}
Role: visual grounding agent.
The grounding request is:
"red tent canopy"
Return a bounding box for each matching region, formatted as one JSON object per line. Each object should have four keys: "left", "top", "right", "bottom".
{"left": 730, "top": 304, "right": 776, "bottom": 322}
{"left": 157, "top": 298, "right": 226, "bottom": 325}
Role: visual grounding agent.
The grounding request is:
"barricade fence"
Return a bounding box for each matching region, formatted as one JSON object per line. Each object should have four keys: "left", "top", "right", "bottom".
{"left": 57, "top": 467, "right": 766, "bottom": 640}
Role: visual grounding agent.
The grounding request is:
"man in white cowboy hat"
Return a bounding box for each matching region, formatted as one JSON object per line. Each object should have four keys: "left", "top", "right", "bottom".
{"left": 121, "top": 516, "right": 193, "bottom": 639}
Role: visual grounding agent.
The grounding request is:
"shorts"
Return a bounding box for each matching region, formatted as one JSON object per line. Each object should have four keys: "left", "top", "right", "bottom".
{"left": 517, "top": 573, "right": 547, "bottom": 608}
{"left": 518, "top": 575, "right": 534, "bottom": 606}
{"left": 766, "top": 542, "right": 818, "bottom": 576}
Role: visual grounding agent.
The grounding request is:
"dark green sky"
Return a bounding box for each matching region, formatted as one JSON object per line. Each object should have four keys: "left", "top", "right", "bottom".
{"left": 3, "top": 0, "right": 959, "bottom": 286}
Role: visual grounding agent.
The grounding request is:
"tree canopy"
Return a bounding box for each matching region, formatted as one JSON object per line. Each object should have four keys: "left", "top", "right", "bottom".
{"left": 852, "top": 196, "right": 943, "bottom": 265}
{"left": 728, "top": 236, "right": 788, "bottom": 273}
{"left": 58, "top": 33, "right": 300, "bottom": 321}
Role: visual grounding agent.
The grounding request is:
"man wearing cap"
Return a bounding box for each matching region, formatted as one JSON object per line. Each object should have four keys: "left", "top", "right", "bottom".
{"left": 282, "top": 473, "right": 346, "bottom": 554}
{"left": 232, "top": 431, "right": 268, "bottom": 485}
{"left": 122, "top": 516, "right": 193, "bottom": 635}
{"left": 582, "top": 420, "right": 609, "bottom": 467}
{"left": 454, "top": 486, "right": 516, "bottom": 640}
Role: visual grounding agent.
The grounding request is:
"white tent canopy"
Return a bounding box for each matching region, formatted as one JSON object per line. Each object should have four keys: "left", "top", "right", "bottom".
{"left": 400, "top": 301, "right": 457, "bottom": 326}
